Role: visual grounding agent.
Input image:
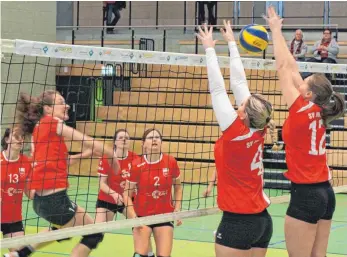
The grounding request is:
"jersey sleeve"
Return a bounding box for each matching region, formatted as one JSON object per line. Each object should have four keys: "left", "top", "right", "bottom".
{"left": 97, "top": 156, "right": 109, "bottom": 176}
{"left": 222, "top": 116, "right": 250, "bottom": 140}
{"left": 127, "top": 160, "right": 140, "bottom": 184}
{"left": 170, "top": 157, "right": 181, "bottom": 179}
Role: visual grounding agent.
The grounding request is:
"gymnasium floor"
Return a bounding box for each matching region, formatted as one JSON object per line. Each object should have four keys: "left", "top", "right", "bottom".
{"left": 2, "top": 177, "right": 347, "bottom": 256}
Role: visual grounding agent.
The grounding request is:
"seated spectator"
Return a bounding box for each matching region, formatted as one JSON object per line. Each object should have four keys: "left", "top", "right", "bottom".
{"left": 289, "top": 29, "right": 307, "bottom": 61}
{"left": 302, "top": 29, "right": 339, "bottom": 80}
{"left": 104, "top": 1, "right": 126, "bottom": 34}
{"left": 308, "top": 29, "right": 339, "bottom": 64}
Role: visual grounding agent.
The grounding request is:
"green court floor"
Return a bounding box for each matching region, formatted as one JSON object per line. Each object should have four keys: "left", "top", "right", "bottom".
{"left": 2, "top": 177, "right": 347, "bottom": 256}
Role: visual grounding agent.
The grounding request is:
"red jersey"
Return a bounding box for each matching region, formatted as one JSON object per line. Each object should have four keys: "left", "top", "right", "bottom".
{"left": 98, "top": 151, "right": 139, "bottom": 203}
{"left": 214, "top": 117, "right": 270, "bottom": 214}
{"left": 1, "top": 152, "right": 32, "bottom": 223}
{"left": 283, "top": 96, "right": 330, "bottom": 184}
{"left": 31, "top": 115, "right": 68, "bottom": 190}
{"left": 128, "top": 154, "right": 180, "bottom": 217}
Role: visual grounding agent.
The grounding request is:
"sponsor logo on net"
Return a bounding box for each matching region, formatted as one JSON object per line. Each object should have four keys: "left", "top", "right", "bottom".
{"left": 158, "top": 54, "right": 171, "bottom": 63}
{"left": 120, "top": 52, "right": 135, "bottom": 60}
{"left": 55, "top": 47, "right": 73, "bottom": 54}
{"left": 31, "top": 45, "right": 48, "bottom": 54}
{"left": 99, "top": 50, "right": 114, "bottom": 57}
{"left": 152, "top": 189, "right": 168, "bottom": 199}
{"left": 263, "top": 60, "right": 273, "bottom": 69}
{"left": 175, "top": 56, "right": 189, "bottom": 63}
{"left": 140, "top": 53, "right": 155, "bottom": 59}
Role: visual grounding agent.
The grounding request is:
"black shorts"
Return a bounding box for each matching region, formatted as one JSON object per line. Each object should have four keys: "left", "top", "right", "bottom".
{"left": 33, "top": 190, "right": 77, "bottom": 227}
{"left": 215, "top": 209, "right": 273, "bottom": 250}
{"left": 96, "top": 199, "right": 125, "bottom": 214}
{"left": 1, "top": 221, "right": 24, "bottom": 235}
{"left": 287, "top": 181, "right": 336, "bottom": 224}
{"left": 134, "top": 216, "right": 174, "bottom": 230}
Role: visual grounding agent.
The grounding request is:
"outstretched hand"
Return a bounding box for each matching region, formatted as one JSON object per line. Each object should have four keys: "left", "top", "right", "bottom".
{"left": 262, "top": 6, "right": 283, "bottom": 31}
{"left": 196, "top": 23, "right": 217, "bottom": 50}
{"left": 220, "top": 20, "right": 235, "bottom": 42}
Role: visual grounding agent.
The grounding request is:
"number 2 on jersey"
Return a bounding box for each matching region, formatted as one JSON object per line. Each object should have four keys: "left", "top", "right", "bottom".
{"left": 154, "top": 176, "right": 160, "bottom": 186}
{"left": 309, "top": 119, "right": 326, "bottom": 156}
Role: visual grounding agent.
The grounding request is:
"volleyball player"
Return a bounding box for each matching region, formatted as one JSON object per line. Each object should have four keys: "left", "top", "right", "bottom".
{"left": 123, "top": 129, "right": 183, "bottom": 257}
{"left": 95, "top": 128, "right": 155, "bottom": 257}
{"left": 202, "top": 169, "right": 217, "bottom": 198}
{"left": 196, "top": 21, "right": 274, "bottom": 257}
{"left": 10, "top": 90, "right": 120, "bottom": 257}
{"left": 1, "top": 129, "right": 33, "bottom": 249}
{"left": 264, "top": 7, "right": 345, "bottom": 257}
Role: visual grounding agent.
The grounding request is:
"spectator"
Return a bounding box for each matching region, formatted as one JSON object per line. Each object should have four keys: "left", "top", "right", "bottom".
{"left": 198, "top": 1, "right": 217, "bottom": 26}
{"left": 309, "top": 29, "right": 339, "bottom": 64}
{"left": 104, "top": 1, "right": 126, "bottom": 34}
{"left": 289, "top": 29, "right": 307, "bottom": 61}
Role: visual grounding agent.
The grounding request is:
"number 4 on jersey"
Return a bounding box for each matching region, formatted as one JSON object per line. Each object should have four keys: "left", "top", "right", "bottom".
{"left": 251, "top": 145, "right": 264, "bottom": 176}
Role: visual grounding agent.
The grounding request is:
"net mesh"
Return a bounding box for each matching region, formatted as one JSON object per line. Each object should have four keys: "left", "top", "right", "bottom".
{"left": 1, "top": 39, "right": 346, "bottom": 249}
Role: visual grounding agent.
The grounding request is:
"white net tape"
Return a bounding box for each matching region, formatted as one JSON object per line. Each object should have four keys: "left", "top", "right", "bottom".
{"left": 1, "top": 39, "right": 347, "bottom": 72}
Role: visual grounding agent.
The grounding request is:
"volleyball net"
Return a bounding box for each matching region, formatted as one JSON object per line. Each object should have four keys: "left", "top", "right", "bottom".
{"left": 1, "top": 39, "right": 346, "bottom": 249}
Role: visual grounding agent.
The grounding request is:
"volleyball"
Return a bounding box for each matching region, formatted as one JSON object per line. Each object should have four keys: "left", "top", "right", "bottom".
{"left": 239, "top": 24, "right": 269, "bottom": 53}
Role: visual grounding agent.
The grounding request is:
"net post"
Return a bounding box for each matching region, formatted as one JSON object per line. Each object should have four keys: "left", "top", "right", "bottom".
{"left": 128, "top": 1, "right": 132, "bottom": 29}
{"left": 163, "top": 29, "right": 167, "bottom": 52}
{"left": 101, "top": 29, "right": 105, "bottom": 47}
{"left": 71, "top": 29, "right": 75, "bottom": 45}
{"left": 156, "top": 1, "right": 159, "bottom": 29}
{"left": 183, "top": 1, "right": 187, "bottom": 34}
{"left": 131, "top": 29, "right": 135, "bottom": 49}
{"left": 76, "top": 1, "right": 80, "bottom": 30}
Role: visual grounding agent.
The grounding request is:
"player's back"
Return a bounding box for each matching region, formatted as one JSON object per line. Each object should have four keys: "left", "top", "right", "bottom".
{"left": 282, "top": 96, "right": 330, "bottom": 184}
{"left": 215, "top": 118, "right": 270, "bottom": 214}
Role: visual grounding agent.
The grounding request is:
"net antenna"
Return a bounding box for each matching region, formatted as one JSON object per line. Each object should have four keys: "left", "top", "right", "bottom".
{"left": 1, "top": 39, "right": 346, "bottom": 249}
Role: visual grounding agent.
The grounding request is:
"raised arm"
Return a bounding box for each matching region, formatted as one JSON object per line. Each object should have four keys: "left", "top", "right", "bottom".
{"left": 57, "top": 122, "right": 120, "bottom": 174}
{"left": 196, "top": 24, "right": 238, "bottom": 131}
{"left": 263, "top": 6, "right": 301, "bottom": 108}
{"left": 221, "top": 20, "right": 251, "bottom": 107}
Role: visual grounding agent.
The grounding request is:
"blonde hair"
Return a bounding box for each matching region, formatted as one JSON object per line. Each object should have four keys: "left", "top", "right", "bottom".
{"left": 245, "top": 94, "right": 273, "bottom": 129}
{"left": 245, "top": 94, "right": 278, "bottom": 147}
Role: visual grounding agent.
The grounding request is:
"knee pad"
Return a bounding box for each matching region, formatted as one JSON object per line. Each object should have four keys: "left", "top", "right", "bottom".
{"left": 80, "top": 233, "right": 104, "bottom": 250}
{"left": 51, "top": 226, "right": 72, "bottom": 243}
{"left": 133, "top": 253, "right": 148, "bottom": 257}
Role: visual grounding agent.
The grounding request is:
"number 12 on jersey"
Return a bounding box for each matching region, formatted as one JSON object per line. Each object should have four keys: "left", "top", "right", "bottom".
{"left": 309, "top": 119, "right": 326, "bottom": 156}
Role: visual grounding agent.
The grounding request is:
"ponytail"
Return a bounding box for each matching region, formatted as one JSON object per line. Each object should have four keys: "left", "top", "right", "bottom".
{"left": 321, "top": 91, "right": 345, "bottom": 127}
{"left": 1, "top": 128, "right": 11, "bottom": 150}
{"left": 267, "top": 119, "right": 283, "bottom": 151}
{"left": 15, "top": 90, "right": 57, "bottom": 135}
